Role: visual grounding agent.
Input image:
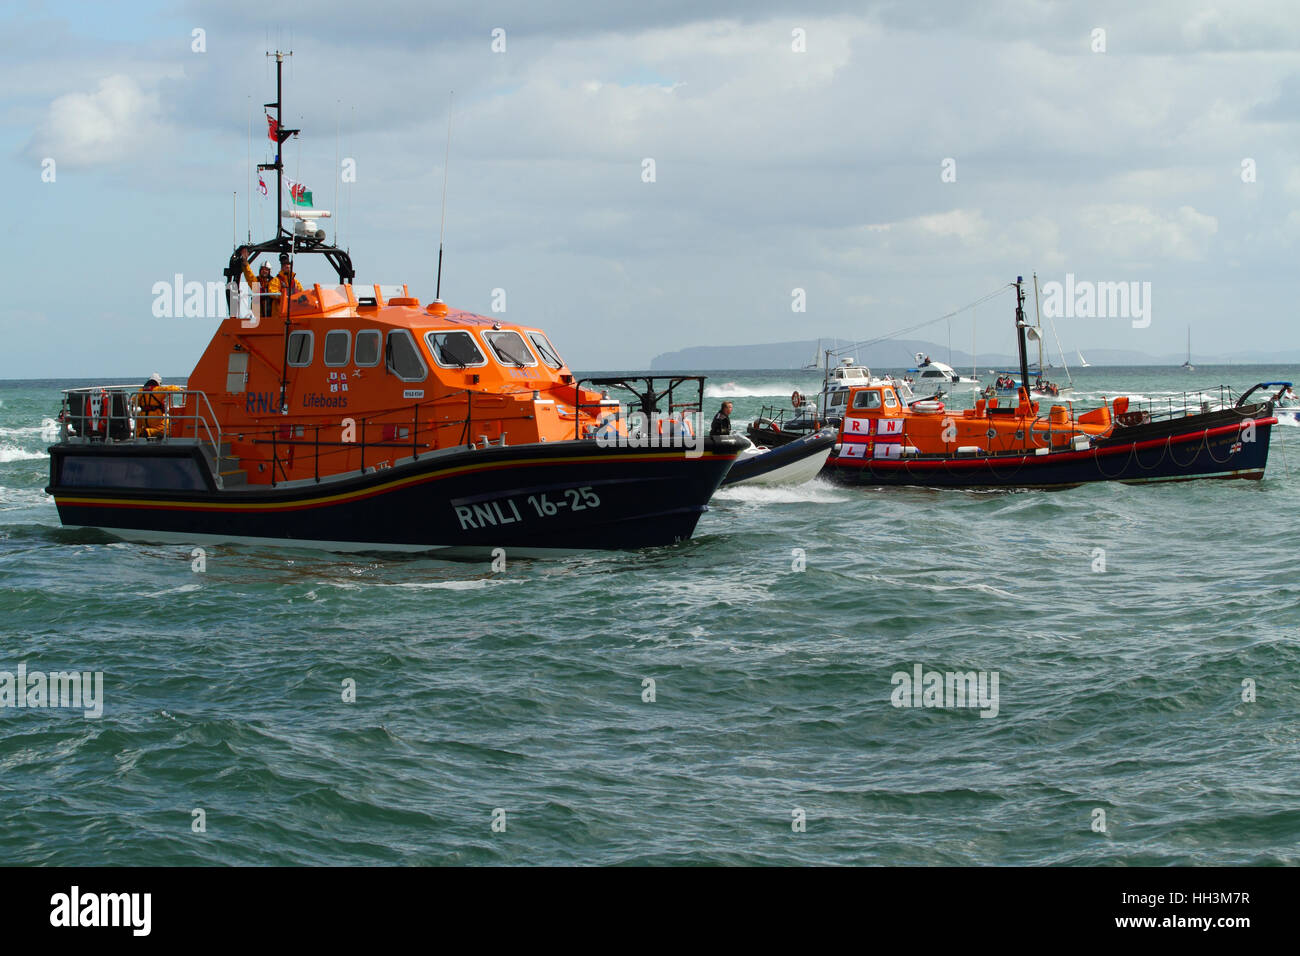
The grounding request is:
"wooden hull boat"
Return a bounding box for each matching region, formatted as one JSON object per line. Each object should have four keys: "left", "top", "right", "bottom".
{"left": 820, "top": 280, "right": 1281, "bottom": 490}
{"left": 822, "top": 405, "right": 1274, "bottom": 488}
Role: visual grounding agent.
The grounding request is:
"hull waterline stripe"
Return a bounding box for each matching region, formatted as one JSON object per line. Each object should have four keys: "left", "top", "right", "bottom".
{"left": 829, "top": 418, "right": 1273, "bottom": 470}
{"left": 53, "top": 450, "right": 736, "bottom": 513}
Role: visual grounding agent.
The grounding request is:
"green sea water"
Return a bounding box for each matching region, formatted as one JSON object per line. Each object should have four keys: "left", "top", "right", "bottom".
{"left": 1, "top": 366, "right": 1298, "bottom": 865}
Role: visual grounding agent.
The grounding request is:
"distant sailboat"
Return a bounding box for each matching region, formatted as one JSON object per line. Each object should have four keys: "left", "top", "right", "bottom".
{"left": 1182, "top": 328, "right": 1195, "bottom": 371}
{"left": 1029, "top": 272, "right": 1073, "bottom": 395}
{"left": 803, "top": 339, "right": 822, "bottom": 370}
{"left": 1077, "top": 349, "right": 1091, "bottom": 367}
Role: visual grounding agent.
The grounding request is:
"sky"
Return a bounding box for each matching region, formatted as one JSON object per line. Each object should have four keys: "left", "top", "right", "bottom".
{"left": 2, "top": 0, "right": 1299, "bottom": 378}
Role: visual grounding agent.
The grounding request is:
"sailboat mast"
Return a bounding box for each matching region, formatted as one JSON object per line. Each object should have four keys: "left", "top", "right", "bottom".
{"left": 1036, "top": 271, "right": 1072, "bottom": 386}
{"left": 1032, "top": 272, "right": 1043, "bottom": 379}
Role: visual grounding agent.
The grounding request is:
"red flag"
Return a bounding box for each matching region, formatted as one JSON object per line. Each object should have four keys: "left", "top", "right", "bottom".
{"left": 266, "top": 112, "right": 278, "bottom": 143}
{"left": 257, "top": 174, "right": 268, "bottom": 197}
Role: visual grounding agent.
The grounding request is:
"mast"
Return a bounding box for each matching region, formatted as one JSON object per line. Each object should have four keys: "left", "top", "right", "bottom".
{"left": 1014, "top": 276, "right": 1031, "bottom": 405}
{"left": 265, "top": 51, "right": 299, "bottom": 416}
{"left": 1032, "top": 272, "right": 1043, "bottom": 382}
{"left": 262, "top": 51, "right": 299, "bottom": 246}
{"left": 222, "top": 51, "right": 355, "bottom": 318}
{"left": 435, "top": 91, "right": 454, "bottom": 301}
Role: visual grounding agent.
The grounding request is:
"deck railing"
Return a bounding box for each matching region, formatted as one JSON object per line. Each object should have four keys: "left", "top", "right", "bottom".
{"left": 57, "top": 385, "right": 225, "bottom": 473}
{"left": 575, "top": 375, "right": 705, "bottom": 441}
{"left": 56, "top": 381, "right": 638, "bottom": 488}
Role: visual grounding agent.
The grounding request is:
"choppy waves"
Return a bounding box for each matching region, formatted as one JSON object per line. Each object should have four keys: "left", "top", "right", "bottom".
{"left": 1, "top": 373, "right": 1299, "bottom": 865}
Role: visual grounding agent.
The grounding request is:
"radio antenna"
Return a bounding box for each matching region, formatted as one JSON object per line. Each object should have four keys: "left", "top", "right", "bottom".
{"left": 435, "top": 90, "right": 454, "bottom": 301}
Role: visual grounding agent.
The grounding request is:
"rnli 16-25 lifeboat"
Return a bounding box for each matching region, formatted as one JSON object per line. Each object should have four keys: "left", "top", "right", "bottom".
{"left": 45, "top": 56, "right": 744, "bottom": 556}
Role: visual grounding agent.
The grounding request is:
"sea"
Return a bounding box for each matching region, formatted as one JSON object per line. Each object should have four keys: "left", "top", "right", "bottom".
{"left": 1, "top": 365, "right": 1298, "bottom": 865}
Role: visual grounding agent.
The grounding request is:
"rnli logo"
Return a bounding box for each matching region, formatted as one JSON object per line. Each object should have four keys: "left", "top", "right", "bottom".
{"left": 246, "top": 391, "right": 282, "bottom": 414}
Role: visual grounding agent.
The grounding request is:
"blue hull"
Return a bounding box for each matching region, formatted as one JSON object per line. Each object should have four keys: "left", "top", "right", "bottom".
{"left": 823, "top": 417, "right": 1273, "bottom": 489}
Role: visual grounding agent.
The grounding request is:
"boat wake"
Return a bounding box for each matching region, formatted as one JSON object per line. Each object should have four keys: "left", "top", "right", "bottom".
{"left": 0, "top": 419, "right": 60, "bottom": 442}
{"left": 0, "top": 444, "right": 49, "bottom": 463}
{"left": 0, "top": 485, "right": 52, "bottom": 507}
{"left": 712, "top": 478, "right": 847, "bottom": 504}
{"left": 705, "top": 382, "right": 812, "bottom": 399}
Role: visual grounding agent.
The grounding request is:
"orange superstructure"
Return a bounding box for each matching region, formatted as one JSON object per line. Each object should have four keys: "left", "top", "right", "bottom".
{"left": 161, "top": 282, "right": 616, "bottom": 487}
{"left": 836, "top": 382, "right": 1124, "bottom": 461}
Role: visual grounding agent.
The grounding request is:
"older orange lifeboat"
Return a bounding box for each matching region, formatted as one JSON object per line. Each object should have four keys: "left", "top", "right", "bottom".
{"left": 822, "top": 277, "right": 1279, "bottom": 488}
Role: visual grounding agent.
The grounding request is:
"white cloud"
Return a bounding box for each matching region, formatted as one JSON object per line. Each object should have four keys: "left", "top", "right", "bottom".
{"left": 1077, "top": 204, "right": 1219, "bottom": 261}
{"left": 914, "top": 209, "right": 989, "bottom": 241}
{"left": 27, "top": 74, "right": 161, "bottom": 167}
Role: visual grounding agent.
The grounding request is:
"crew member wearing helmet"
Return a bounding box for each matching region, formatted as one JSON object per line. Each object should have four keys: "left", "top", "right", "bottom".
{"left": 137, "top": 373, "right": 168, "bottom": 439}
{"left": 240, "top": 251, "right": 303, "bottom": 318}
{"left": 238, "top": 248, "right": 276, "bottom": 319}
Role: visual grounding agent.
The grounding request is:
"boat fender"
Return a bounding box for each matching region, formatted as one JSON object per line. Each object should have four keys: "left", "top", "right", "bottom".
{"left": 955, "top": 445, "right": 983, "bottom": 456}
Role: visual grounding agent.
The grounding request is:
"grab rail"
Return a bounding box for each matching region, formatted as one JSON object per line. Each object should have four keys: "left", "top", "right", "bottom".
{"left": 56, "top": 385, "right": 226, "bottom": 482}
{"left": 252, "top": 388, "right": 488, "bottom": 487}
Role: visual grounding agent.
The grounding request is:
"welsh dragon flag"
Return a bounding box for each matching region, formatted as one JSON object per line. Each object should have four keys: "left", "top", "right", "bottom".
{"left": 283, "top": 176, "right": 313, "bottom": 207}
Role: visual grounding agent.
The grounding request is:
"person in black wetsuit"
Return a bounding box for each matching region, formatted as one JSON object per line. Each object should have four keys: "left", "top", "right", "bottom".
{"left": 710, "top": 401, "right": 733, "bottom": 436}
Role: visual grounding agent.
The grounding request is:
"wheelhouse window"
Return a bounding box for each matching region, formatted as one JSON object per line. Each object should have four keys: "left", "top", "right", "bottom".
{"left": 483, "top": 330, "right": 537, "bottom": 368}
{"left": 853, "top": 390, "right": 882, "bottom": 410}
{"left": 527, "top": 332, "right": 565, "bottom": 369}
{"left": 426, "top": 330, "right": 487, "bottom": 368}
{"left": 920, "top": 369, "right": 945, "bottom": 379}
{"left": 883, "top": 389, "right": 898, "bottom": 408}
{"left": 354, "top": 330, "right": 381, "bottom": 367}
{"left": 287, "top": 331, "right": 313, "bottom": 367}
{"left": 386, "top": 329, "right": 427, "bottom": 381}
{"left": 324, "top": 330, "right": 351, "bottom": 367}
